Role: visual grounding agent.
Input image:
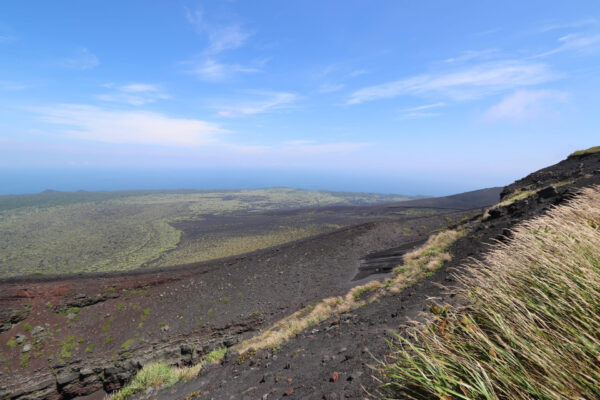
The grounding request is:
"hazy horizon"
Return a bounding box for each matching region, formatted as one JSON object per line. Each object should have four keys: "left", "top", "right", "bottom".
{"left": 0, "top": 166, "right": 511, "bottom": 197}
{"left": 1, "top": 1, "right": 599, "bottom": 196}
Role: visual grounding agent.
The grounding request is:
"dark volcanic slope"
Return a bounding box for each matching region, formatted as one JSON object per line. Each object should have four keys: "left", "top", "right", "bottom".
{"left": 147, "top": 153, "right": 600, "bottom": 400}
{"left": 0, "top": 189, "right": 498, "bottom": 400}
{"left": 385, "top": 187, "right": 502, "bottom": 210}
{"left": 502, "top": 151, "right": 600, "bottom": 198}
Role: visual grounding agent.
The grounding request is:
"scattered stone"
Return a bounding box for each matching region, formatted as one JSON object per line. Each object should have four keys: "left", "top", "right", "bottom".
{"left": 79, "top": 368, "right": 94, "bottom": 378}
{"left": 347, "top": 370, "right": 362, "bottom": 381}
{"left": 283, "top": 387, "right": 294, "bottom": 396}
{"left": 22, "top": 344, "right": 31, "bottom": 353}
{"left": 262, "top": 394, "right": 269, "bottom": 400}
{"left": 330, "top": 372, "right": 340, "bottom": 383}
{"left": 161, "top": 324, "right": 170, "bottom": 332}
{"left": 180, "top": 344, "right": 192, "bottom": 355}
{"left": 260, "top": 372, "right": 273, "bottom": 384}
{"left": 15, "top": 334, "right": 25, "bottom": 344}
{"left": 56, "top": 370, "right": 79, "bottom": 387}
{"left": 66, "top": 313, "right": 77, "bottom": 321}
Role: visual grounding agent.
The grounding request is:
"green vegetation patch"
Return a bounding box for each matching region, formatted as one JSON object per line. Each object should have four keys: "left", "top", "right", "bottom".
{"left": 0, "top": 188, "right": 411, "bottom": 278}
{"left": 110, "top": 362, "right": 179, "bottom": 400}
{"left": 20, "top": 353, "right": 30, "bottom": 367}
{"left": 204, "top": 347, "right": 227, "bottom": 364}
{"left": 60, "top": 336, "right": 77, "bottom": 359}
{"left": 120, "top": 339, "right": 134, "bottom": 351}
{"left": 569, "top": 145, "right": 600, "bottom": 157}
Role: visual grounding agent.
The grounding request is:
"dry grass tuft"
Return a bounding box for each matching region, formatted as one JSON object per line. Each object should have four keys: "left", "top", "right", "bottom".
{"left": 236, "top": 229, "right": 465, "bottom": 354}
{"left": 381, "top": 185, "right": 600, "bottom": 400}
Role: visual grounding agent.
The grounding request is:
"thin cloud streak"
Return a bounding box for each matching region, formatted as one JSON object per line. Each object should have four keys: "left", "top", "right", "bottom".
{"left": 98, "top": 83, "right": 169, "bottom": 106}
{"left": 484, "top": 90, "right": 568, "bottom": 121}
{"left": 188, "top": 58, "right": 261, "bottom": 82}
{"left": 217, "top": 92, "right": 297, "bottom": 118}
{"left": 398, "top": 102, "right": 445, "bottom": 120}
{"left": 443, "top": 49, "right": 500, "bottom": 64}
{"left": 347, "top": 61, "right": 555, "bottom": 104}
{"left": 318, "top": 83, "right": 345, "bottom": 93}
{"left": 533, "top": 32, "right": 600, "bottom": 58}
{"left": 33, "top": 104, "right": 224, "bottom": 146}
{"left": 537, "top": 18, "right": 598, "bottom": 33}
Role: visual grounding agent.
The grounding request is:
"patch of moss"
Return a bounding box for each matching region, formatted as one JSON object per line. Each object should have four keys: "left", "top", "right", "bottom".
{"left": 61, "top": 336, "right": 77, "bottom": 359}
{"left": 101, "top": 317, "right": 114, "bottom": 332}
{"left": 121, "top": 339, "right": 134, "bottom": 350}
{"left": 20, "top": 353, "right": 30, "bottom": 367}
{"left": 204, "top": 347, "right": 227, "bottom": 364}
{"left": 23, "top": 323, "right": 32, "bottom": 331}
{"left": 569, "top": 146, "right": 600, "bottom": 157}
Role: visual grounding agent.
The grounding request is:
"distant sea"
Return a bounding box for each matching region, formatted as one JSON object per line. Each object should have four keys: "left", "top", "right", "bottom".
{"left": 0, "top": 168, "right": 501, "bottom": 197}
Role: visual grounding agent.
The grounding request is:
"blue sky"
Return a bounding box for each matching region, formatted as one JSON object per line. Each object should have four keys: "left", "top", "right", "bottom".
{"left": 1, "top": 1, "right": 599, "bottom": 195}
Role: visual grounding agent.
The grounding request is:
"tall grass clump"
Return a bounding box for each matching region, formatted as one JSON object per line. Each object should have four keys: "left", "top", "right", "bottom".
{"left": 108, "top": 361, "right": 203, "bottom": 400}
{"left": 109, "top": 363, "right": 179, "bottom": 400}
{"left": 381, "top": 185, "right": 600, "bottom": 400}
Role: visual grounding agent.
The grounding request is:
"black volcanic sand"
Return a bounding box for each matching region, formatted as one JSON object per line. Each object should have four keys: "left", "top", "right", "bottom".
{"left": 0, "top": 191, "right": 499, "bottom": 399}
{"left": 144, "top": 154, "right": 600, "bottom": 400}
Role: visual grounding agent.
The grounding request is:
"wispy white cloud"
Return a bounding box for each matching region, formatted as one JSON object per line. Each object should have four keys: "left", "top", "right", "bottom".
{"left": 217, "top": 92, "right": 297, "bottom": 118}
{"left": 98, "top": 83, "right": 169, "bottom": 106}
{"left": 184, "top": 7, "right": 258, "bottom": 81}
{"left": 444, "top": 49, "right": 500, "bottom": 64}
{"left": 347, "top": 61, "right": 555, "bottom": 104}
{"left": 398, "top": 102, "right": 445, "bottom": 119}
{"left": 188, "top": 58, "right": 261, "bottom": 82}
{"left": 347, "top": 69, "right": 369, "bottom": 78}
{"left": 59, "top": 47, "right": 99, "bottom": 70}
{"left": 484, "top": 90, "right": 568, "bottom": 121}
{"left": 537, "top": 18, "right": 598, "bottom": 33}
{"left": 534, "top": 32, "right": 600, "bottom": 58}
{"left": 33, "top": 104, "right": 223, "bottom": 146}
{"left": 318, "top": 83, "right": 345, "bottom": 94}
{"left": 185, "top": 7, "right": 252, "bottom": 55}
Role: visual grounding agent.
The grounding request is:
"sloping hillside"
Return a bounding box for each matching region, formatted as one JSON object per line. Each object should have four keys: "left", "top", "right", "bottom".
{"left": 135, "top": 151, "right": 600, "bottom": 400}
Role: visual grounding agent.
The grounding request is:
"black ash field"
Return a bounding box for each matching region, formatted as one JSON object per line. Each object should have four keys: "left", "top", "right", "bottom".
{"left": 2, "top": 149, "right": 600, "bottom": 400}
